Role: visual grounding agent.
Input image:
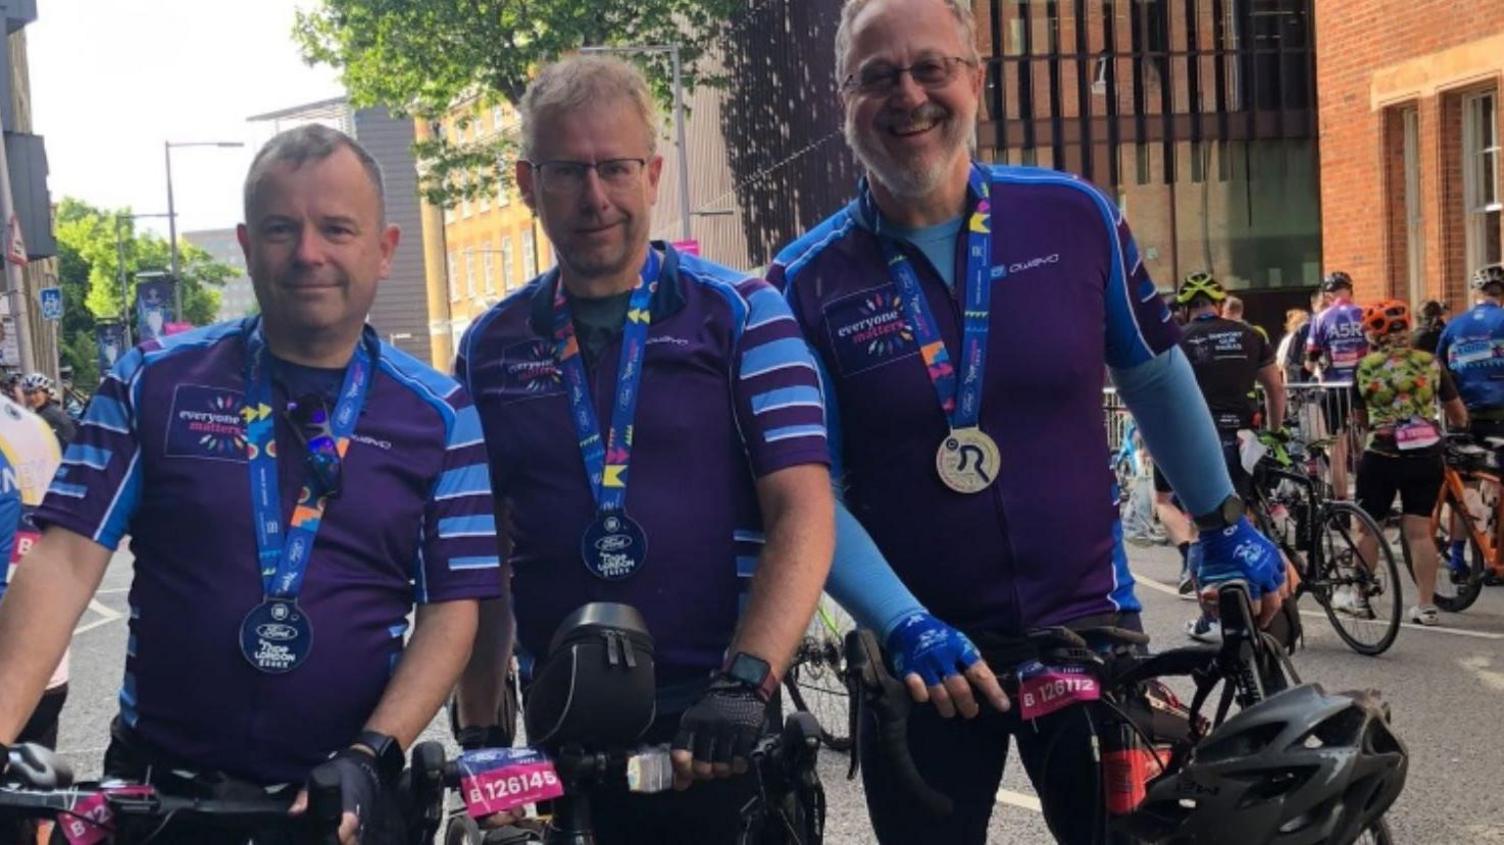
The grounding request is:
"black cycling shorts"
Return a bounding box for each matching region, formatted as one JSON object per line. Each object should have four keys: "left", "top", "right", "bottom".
{"left": 1356, "top": 449, "right": 1443, "bottom": 520}
{"left": 1152, "top": 433, "right": 1252, "bottom": 500}
{"left": 1470, "top": 418, "right": 1504, "bottom": 442}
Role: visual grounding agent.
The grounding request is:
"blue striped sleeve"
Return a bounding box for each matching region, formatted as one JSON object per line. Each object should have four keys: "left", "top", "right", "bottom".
{"left": 731, "top": 278, "right": 830, "bottom": 477}
{"left": 417, "top": 382, "right": 504, "bottom": 604}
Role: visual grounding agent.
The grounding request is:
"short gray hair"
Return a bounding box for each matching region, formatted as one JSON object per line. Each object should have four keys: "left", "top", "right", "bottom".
{"left": 834, "top": 0, "right": 980, "bottom": 83}
{"left": 243, "top": 124, "right": 386, "bottom": 221}
{"left": 519, "top": 54, "right": 660, "bottom": 162}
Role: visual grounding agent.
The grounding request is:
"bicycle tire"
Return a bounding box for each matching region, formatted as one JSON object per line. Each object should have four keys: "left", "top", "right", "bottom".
{"left": 1356, "top": 817, "right": 1393, "bottom": 845}
{"left": 783, "top": 602, "right": 853, "bottom": 753}
{"left": 1316, "top": 501, "right": 1402, "bottom": 656}
{"left": 1425, "top": 497, "right": 1485, "bottom": 613}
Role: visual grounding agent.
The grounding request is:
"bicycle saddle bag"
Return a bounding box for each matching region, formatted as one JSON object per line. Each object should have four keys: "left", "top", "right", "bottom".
{"left": 523, "top": 602, "right": 656, "bottom": 750}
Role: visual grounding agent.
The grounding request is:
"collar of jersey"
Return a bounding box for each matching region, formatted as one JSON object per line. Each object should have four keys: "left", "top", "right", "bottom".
{"left": 528, "top": 239, "right": 686, "bottom": 337}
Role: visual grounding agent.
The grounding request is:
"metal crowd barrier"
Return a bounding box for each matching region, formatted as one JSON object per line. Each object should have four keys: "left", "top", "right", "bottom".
{"left": 1103, "top": 381, "right": 1364, "bottom": 496}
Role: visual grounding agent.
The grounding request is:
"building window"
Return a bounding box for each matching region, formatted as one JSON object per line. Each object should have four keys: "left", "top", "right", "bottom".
{"left": 522, "top": 229, "right": 537, "bottom": 279}
{"left": 502, "top": 237, "right": 515, "bottom": 292}
{"left": 1464, "top": 91, "right": 1502, "bottom": 277}
{"left": 1403, "top": 108, "right": 1423, "bottom": 305}
{"left": 492, "top": 104, "right": 504, "bottom": 131}
{"left": 465, "top": 250, "right": 477, "bottom": 298}
{"left": 483, "top": 250, "right": 495, "bottom": 294}
{"left": 479, "top": 177, "right": 490, "bottom": 213}
{"left": 447, "top": 251, "right": 460, "bottom": 302}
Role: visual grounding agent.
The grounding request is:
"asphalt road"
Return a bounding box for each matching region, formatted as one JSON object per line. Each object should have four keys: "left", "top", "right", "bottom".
{"left": 53, "top": 542, "right": 1504, "bottom": 843}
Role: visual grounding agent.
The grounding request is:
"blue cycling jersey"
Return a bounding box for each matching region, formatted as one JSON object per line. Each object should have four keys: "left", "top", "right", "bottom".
{"left": 1437, "top": 302, "right": 1504, "bottom": 412}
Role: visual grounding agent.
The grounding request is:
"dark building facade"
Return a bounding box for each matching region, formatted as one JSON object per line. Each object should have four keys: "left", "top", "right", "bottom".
{"left": 975, "top": 0, "right": 1320, "bottom": 326}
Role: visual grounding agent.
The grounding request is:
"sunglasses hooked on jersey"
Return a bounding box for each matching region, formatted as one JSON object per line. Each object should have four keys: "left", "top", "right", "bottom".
{"left": 286, "top": 393, "right": 342, "bottom": 499}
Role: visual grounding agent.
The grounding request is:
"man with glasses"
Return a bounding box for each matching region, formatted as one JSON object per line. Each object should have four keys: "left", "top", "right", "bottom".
{"left": 0, "top": 124, "right": 500, "bottom": 844}
{"left": 769, "top": 0, "right": 1287, "bottom": 840}
{"left": 454, "top": 55, "right": 835, "bottom": 842}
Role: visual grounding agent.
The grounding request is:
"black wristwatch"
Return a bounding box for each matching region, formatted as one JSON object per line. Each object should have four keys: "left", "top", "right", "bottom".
{"left": 1194, "top": 494, "right": 1246, "bottom": 531}
{"left": 721, "top": 651, "right": 779, "bottom": 702}
{"left": 352, "top": 730, "right": 404, "bottom": 785}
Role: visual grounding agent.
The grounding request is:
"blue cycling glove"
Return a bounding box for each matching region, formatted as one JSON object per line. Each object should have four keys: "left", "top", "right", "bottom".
{"left": 1195, "top": 516, "right": 1285, "bottom": 599}
{"left": 886, "top": 612, "right": 982, "bottom": 686}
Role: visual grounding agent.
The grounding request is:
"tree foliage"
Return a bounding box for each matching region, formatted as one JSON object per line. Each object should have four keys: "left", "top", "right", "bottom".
{"left": 53, "top": 198, "right": 237, "bottom": 384}
{"left": 294, "top": 0, "right": 739, "bottom": 206}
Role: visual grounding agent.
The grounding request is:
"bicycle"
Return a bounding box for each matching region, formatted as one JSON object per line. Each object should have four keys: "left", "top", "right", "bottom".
{"left": 846, "top": 582, "right": 1403, "bottom": 844}
{"left": 424, "top": 712, "right": 825, "bottom": 845}
{"left": 1409, "top": 434, "right": 1504, "bottom": 612}
{"left": 1245, "top": 432, "right": 1403, "bottom": 655}
{"left": 782, "top": 597, "right": 852, "bottom": 752}
{"left": 0, "top": 743, "right": 346, "bottom": 844}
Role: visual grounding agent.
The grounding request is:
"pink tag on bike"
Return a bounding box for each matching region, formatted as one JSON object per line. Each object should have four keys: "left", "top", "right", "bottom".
{"left": 1395, "top": 419, "right": 1439, "bottom": 451}
{"left": 457, "top": 748, "right": 564, "bottom": 819}
{"left": 1017, "top": 661, "right": 1100, "bottom": 721}
{"left": 58, "top": 786, "right": 156, "bottom": 845}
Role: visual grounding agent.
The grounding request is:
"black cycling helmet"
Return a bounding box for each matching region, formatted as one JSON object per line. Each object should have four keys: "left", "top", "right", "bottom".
{"left": 1321, "top": 271, "right": 1354, "bottom": 293}
{"left": 1128, "top": 684, "right": 1407, "bottom": 845}
{"left": 522, "top": 602, "right": 657, "bottom": 751}
{"left": 1471, "top": 264, "right": 1504, "bottom": 291}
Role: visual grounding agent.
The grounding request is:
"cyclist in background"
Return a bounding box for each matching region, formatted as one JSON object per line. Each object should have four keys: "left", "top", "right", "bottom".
{"left": 1436, "top": 264, "right": 1504, "bottom": 584}
{"left": 1169, "top": 272, "right": 1286, "bottom": 642}
{"left": 1413, "top": 299, "right": 1448, "bottom": 354}
{"left": 19, "top": 374, "right": 74, "bottom": 448}
{"left": 1351, "top": 299, "right": 1467, "bottom": 625}
{"left": 1307, "top": 272, "right": 1367, "bottom": 497}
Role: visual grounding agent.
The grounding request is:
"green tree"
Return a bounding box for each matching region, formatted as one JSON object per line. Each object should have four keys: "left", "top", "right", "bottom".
{"left": 294, "top": 0, "right": 738, "bottom": 206}
{"left": 53, "top": 198, "right": 236, "bottom": 383}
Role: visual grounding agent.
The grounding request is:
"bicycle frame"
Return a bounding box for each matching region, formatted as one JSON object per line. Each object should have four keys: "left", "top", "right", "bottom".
{"left": 1431, "top": 464, "right": 1504, "bottom": 577}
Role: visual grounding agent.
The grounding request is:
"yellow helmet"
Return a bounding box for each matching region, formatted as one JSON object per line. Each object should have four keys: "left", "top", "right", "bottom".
{"left": 1175, "top": 272, "right": 1226, "bottom": 306}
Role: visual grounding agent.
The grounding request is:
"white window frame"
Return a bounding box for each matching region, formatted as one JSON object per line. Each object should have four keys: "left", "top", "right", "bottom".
{"left": 1463, "top": 90, "right": 1502, "bottom": 278}
{"left": 483, "top": 250, "right": 495, "bottom": 294}
{"left": 522, "top": 230, "right": 537, "bottom": 279}
{"left": 465, "top": 250, "right": 477, "bottom": 298}
{"left": 502, "top": 237, "right": 515, "bottom": 292}
{"left": 1403, "top": 107, "right": 1424, "bottom": 306}
{"left": 447, "top": 252, "right": 460, "bottom": 302}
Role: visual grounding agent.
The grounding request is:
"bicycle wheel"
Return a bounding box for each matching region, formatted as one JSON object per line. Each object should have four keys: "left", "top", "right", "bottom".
{"left": 1426, "top": 497, "right": 1486, "bottom": 613}
{"left": 1315, "top": 501, "right": 1402, "bottom": 656}
{"left": 782, "top": 599, "right": 853, "bottom": 752}
{"left": 1356, "top": 817, "right": 1393, "bottom": 845}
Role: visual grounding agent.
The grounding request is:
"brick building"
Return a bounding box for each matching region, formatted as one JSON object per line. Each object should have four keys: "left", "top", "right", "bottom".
{"left": 1316, "top": 3, "right": 1503, "bottom": 308}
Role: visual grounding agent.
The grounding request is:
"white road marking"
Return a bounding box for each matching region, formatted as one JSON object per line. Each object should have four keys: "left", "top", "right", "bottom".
{"left": 94, "top": 587, "right": 130, "bottom": 595}
{"left": 1459, "top": 656, "right": 1504, "bottom": 692}
{"left": 73, "top": 599, "right": 122, "bottom": 634}
{"left": 1131, "top": 572, "right": 1504, "bottom": 640}
{"left": 995, "top": 788, "right": 1042, "bottom": 812}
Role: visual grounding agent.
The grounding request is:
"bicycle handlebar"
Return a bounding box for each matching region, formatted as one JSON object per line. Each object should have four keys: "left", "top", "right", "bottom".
{"left": 0, "top": 745, "right": 343, "bottom": 842}
{"left": 843, "top": 582, "right": 1296, "bottom": 819}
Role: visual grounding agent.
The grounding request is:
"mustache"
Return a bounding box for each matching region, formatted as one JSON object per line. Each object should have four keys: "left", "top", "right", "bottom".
{"left": 879, "top": 102, "right": 950, "bottom": 131}
{"left": 276, "top": 267, "right": 347, "bottom": 287}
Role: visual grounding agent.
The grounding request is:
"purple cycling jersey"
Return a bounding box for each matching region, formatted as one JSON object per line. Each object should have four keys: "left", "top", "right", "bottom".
{"left": 1307, "top": 298, "right": 1368, "bottom": 381}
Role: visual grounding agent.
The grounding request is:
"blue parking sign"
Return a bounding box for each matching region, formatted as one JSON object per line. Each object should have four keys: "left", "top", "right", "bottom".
{"left": 39, "top": 287, "right": 62, "bottom": 321}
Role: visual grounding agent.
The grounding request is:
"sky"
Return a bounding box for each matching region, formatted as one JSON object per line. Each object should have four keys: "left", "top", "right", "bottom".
{"left": 28, "top": 0, "right": 345, "bottom": 238}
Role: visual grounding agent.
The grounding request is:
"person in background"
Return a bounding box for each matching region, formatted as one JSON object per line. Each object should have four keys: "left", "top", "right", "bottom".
{"left": 1413, "top": 299, "right": 1448, "bottom": 354}
{"left": 1276, "top": 307, "right": 1310, "bottom": 386}
{"left": 1224, "top": 294, "right": 1269, "bottom": 343}
{"left": 19, "top": 374, "right": 74, "bottom": 448}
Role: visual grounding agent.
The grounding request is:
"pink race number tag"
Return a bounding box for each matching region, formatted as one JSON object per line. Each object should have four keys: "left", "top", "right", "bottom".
{"left": 457, "top": 748, "right": 565, "bottom": 819}
{"left": 59, "top": 785, "right": 156, "bottom": 845}
{"left": 1017, "top": 661, "right": 1101, "bottom": 721}
{"left": 1395, "top": 419, "right": 1440, "bottom": 451}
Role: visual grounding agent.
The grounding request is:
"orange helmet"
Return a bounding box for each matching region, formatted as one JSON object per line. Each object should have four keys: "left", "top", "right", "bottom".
{"left": 1361, "top": 299, "right": 1411, "bottom": 338}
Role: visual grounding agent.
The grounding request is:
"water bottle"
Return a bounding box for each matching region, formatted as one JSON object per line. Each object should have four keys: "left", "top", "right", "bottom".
{"left": 1464, "top": 488, "right": 1490, "bottom": 527}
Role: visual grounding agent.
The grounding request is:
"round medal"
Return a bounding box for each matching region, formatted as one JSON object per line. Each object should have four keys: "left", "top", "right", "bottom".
{"left": 935, "top": 427, "right": 1001, "bottom": 494}
{"left": 581, "top": 512, "right": 648, "bottom": 580}
{"left": 240, "top": 598, "right": 313, "bottom": 674}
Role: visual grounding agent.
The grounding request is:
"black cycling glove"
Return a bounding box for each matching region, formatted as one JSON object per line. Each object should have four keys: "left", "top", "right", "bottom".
{"left": 672, "top": 676, "right": 766, "bottom": 768}
{"left": 310, "top": 748, "right": 383, "bottom": 839}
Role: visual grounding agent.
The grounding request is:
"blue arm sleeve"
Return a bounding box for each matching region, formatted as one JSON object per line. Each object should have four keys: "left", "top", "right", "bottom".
{"left": 1111, "top": 346, "right": 1235, "bottom": 518}
{"left": 809, "top": 348, "right": 926, "bottom": 636}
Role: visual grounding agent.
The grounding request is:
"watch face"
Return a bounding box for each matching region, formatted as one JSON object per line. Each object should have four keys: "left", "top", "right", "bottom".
{"left": 730, "top": 652, "right": 770, "bottom": 686}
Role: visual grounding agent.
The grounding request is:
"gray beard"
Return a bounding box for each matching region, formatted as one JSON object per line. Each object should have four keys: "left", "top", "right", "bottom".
{"left": 844, "top": 114, "right": 973, "bottom": 200}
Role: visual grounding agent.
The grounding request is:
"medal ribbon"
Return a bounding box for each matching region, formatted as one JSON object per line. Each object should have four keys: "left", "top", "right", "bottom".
{"left": 858, "top": 165, "right": 993, "bottom": 428}
{"left": 242, "top": 317, "right": 375, "bottom": 599}
{"left": 551, "top": 250, "right": 661, "bottom": 514}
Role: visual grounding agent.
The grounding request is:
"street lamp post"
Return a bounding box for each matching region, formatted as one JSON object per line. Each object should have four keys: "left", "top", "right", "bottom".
{"left": 165, "top": 140, "right": 245, "bottom": 317}
{"left": 579, "top": 44, "right": 692, "bottom": 243}
{"left": 114, "top": 212, "right": 174, "bottom": 346}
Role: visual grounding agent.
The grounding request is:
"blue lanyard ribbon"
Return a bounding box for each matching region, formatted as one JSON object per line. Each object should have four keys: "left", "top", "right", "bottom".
{"left": 551, "top": 250, "right": 661, "bottom": 513}
{"left": 859, "top": 165, "right": 993, "bottom": 428}
{"left": 242, "top": 318, "right": 375, "bottom": 599}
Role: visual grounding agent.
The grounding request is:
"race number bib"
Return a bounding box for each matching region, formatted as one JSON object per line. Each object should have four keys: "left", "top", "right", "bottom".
{"left": 1395, "top": 419, "right": 1440, "bottom": 451}
{"left": 457, "top": 747, "right": 564, "bottom": 819}
{"left": 1017, "top": 660, "right": 1101, "bottom": 721}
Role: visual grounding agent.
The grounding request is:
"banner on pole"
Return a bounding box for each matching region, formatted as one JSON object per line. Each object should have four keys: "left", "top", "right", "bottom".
{"left": 134, "top": 274, "right": 177, "bottom": 343}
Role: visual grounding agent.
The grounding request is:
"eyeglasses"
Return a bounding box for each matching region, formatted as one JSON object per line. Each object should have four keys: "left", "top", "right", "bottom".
{"left": 525, "top": 158, "right": 649, "bottom": 196}
{"left": 843, "top": 55, "right": 976, "bottom": 97}
{"left": 286, "top": 394, "right": 342, "bottom": 500}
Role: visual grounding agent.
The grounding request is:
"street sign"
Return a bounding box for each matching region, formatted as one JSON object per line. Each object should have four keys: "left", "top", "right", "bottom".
{"left": 39, "top": 286, "right": 62, "bottom": 321}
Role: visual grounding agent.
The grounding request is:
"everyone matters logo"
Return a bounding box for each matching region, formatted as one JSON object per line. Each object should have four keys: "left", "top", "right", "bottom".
{"left": 165, "top": 385, "right": 249, "bottom": 462}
